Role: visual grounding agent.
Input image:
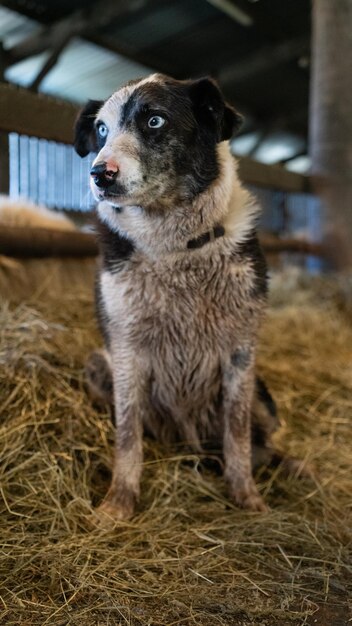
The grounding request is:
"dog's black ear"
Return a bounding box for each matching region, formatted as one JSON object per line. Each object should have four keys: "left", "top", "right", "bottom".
{"left": 188, "top": 77, "right": 243, "bottom": 142}
{"left": 74, "top": 100, "right": 103, "bottom": 157}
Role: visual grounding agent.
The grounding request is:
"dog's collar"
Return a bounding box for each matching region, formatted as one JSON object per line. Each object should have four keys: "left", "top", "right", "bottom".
{"left": 187, "top": 225, "right": 225, "bottom": 250}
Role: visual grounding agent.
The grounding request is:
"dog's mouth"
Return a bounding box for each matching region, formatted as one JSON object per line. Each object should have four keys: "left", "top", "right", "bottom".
{"left": 93, "top": 183, "right": 129, "bottom": 203}
{"left": 96, "top": 189, "right": 142, "bottom": 212}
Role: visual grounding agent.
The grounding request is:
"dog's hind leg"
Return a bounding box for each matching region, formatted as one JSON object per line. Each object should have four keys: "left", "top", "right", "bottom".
{"left": 222, "top": 349, "right": 268, "bottom": 512}
{"left": 251, "top": 376, "right": 279, "bottom": 469}
{"left": 85, "top": 349, "right": 114, "bottom": 406}
{"left": 251, "top": 377, "right": 314, "bottom": 478}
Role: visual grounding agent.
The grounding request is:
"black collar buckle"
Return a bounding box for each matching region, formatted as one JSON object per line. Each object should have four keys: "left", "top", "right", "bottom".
{"left": 187, "top": 225, "right": 225, "bottom": 250}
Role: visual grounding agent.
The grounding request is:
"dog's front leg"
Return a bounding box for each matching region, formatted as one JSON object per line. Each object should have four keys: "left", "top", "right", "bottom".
{"left": 95, "top": 347, "right": 149, "bottom": 525}
{"left": 222, "top": 347, "right": 267, "bottom": 512}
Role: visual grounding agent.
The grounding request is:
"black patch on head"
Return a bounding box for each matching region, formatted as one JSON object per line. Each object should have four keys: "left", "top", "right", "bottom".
{"left": 74, "top": 99, "right": 103, "bottom": 157}
{"left": 255, "top": 377, "right": 277, "bottom": 418}
{"left": 188, "top": 77, "right": 243, "bottom": 142}
{"left": 231, "top": 347, "right": 251, "bottom": 369}
{"left": 119, "top": 78, "right": 220, "bottom": 198}
{"left": 235, "top": 232, "right": 268, "bottom": 298}
{"left": 78, "top": 75, "right": 242, "bottom": 201}
{"left": 113, "top": 75, "right": 243, "bottom": 200}
{"left": 93, "top": 211, "right": 135, "bottom": 274}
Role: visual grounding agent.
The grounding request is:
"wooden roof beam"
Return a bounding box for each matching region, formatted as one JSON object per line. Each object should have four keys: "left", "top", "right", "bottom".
{"left": 205, "top": 0, "right": 253, "bottom": 26}
{"left": 220, "top": 36, "right": 309, "bottom": 85}
{"left": 29, "top": 34, "right": 73, "bottom": 91}
{"left": 0, "top": 81, "right": 78, "bottom": 144}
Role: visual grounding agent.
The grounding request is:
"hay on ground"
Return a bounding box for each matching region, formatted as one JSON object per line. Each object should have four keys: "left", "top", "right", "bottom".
{"left": 0, "top": 262, "right": 351, "bottom": 625}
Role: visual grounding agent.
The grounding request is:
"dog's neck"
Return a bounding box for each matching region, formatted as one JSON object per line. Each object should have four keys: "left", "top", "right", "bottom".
{"left": 97, "top": 143, "right": 259, "bottom": 260}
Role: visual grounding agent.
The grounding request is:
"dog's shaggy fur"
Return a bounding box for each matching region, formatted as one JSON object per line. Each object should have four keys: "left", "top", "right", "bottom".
{"left": 75, "top": 74, "right": 280, "bottom": 524}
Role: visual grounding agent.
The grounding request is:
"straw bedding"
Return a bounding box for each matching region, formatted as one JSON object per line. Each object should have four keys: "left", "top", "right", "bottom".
{"left": 0, "top": 261, "right": 351, "bottom": 625}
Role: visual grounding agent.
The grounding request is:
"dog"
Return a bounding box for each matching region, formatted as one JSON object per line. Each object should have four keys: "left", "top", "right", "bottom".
{"left": 74, "top": 73, "right": 281, "bottom": 524}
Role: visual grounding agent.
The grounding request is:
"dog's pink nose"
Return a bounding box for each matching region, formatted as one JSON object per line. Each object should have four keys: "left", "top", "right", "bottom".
{"left": 105, "top": 160, "right": 119, "bottom": 177}
{"left": 90, "top": 161, "right": 119, "bottom": 188}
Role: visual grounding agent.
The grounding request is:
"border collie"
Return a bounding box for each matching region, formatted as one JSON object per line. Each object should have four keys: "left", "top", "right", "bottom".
{"left": 74, "top": 74, "right": 280, "bottom": 525}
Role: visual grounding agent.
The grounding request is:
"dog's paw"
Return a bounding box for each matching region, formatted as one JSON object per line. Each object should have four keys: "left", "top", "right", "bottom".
{"left": 230, "top": 480, "right": 268, "bottom": 513}
{"left": 239, "top": 490, "right": 268, "bottom": 513}
{"left": 281, "top": 457, "right": 315, "bottom": 480}
{"left": 270, "top": 451, "right": 315, "bottom": 480}
{"left": 87, "top": 500, "right": 133, "bottom": 531}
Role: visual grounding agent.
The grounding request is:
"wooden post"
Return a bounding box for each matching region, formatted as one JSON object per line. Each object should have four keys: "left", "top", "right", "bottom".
{"left": 309, "top": 0, "right": 352, "bottom": 268}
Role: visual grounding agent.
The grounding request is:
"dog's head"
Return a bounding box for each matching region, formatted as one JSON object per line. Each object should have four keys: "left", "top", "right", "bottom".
{"left": 74, "top": 74, "right": 242, "bottom": 209}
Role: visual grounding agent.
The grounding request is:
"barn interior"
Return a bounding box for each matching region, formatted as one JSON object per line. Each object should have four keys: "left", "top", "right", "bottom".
{"left": 0, "top": 1, "right": 351, "bottom": 625}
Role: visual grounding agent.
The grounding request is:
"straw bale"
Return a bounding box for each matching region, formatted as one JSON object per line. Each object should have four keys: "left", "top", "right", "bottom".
{"left": 0, "top": 263, "right": 351, "bottom": 625}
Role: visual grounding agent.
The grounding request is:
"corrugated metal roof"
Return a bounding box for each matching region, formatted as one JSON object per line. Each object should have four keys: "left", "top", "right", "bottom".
{"left": 1, "top": 6, "right": 153, "bottom": 103}
{"left": 0, "top": 6, "right": 37, "bottom": 47}
{"left": 5, "top": 37, "right": 153, "bottom": 102}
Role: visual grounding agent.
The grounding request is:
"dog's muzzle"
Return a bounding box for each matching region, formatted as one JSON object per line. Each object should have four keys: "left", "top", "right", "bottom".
{"left": 90, "top": 162, "right": 118, "bottom": 189}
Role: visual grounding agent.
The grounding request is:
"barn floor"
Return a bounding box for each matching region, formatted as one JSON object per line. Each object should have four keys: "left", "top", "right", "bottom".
{"left": 0, "top": 259, "right": 351, "bottom": 625}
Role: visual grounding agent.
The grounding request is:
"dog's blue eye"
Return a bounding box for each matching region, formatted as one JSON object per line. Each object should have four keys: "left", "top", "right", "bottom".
{"left": 97, "top": 123, "right": 108, "bottom": 138}
{"left": 148, "top": 116, "right": 165, "bottom": 129}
